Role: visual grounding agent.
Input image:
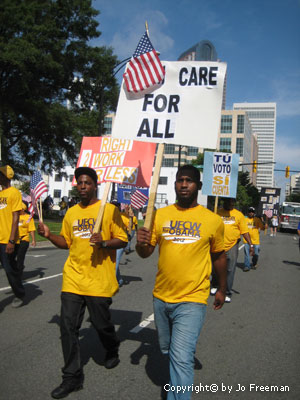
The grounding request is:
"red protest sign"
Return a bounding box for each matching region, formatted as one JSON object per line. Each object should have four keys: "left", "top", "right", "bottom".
{"left": 74, "top": 137, "right": 156, "bottom": 187}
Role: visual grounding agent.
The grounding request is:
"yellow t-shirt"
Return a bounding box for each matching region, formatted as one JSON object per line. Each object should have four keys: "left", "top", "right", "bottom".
{"left": 60, "top": 201, "right": 128, "bottom": 297}
{"left": 217, "top": 208, "right": 249, "bottom": 251}
{"left": 0, "top": 186, "right": 22, "bottom": 243}
{"left": 150, "top": 204, "right": 224, "bottom": 304}
{"left": 243, "top": 216, "right": 264, "bottom": 245}
{"left": 120, "top": 212, "right": 130, "bottom": 231}
{"left": 18, "top": 214, "right": 36, "bottom": 242}
{"left": 132, "top": 216, "right": 138, "bottom": 230}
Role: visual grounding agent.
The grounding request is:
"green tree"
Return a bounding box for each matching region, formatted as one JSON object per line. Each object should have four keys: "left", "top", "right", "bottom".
{"left": 0, "top": 0, "right": 119, "bottom": 176}
{"left": 236, "top": 171, "right": 260, "bottom": 213}
{"left": 286, "top": 192, "right": 300, "bottom": 202}
{"left": 191, "top": 148, "right": 216, "bottom": 172}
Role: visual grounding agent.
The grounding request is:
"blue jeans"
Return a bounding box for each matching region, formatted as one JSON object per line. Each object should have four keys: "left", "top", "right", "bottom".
{"left": 116, "top": 248, "right": 125, "bottom": 285}
{"left": 153, "top": 297, "right": 206, "bottom": 400}
{"left": 244, "top": 243, "right": 260, "bottom": 269}
{"left": 125, "top": 230, "right": 135, "bottom": 252}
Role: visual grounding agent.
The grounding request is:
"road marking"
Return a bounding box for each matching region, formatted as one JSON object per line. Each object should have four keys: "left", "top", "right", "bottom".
{"left": 0, "top": 273, "right": 62, "bottom": 292}
{"left": 130, "top": 313, "right": 154, "bottom": 333}
{"left": 26, "top": 255, "right": 47, "bottom": 258}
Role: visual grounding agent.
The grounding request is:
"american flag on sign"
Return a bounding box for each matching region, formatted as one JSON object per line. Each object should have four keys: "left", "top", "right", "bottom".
{"left": 130, "top": 190, "right": 148, "bottom": 209}
{"left": 264, "top": 209, "right": 273, "bottom": 218}
{"left": 30, "top": 171, "right": 48, "bottom": 203}
{"left": 123, "top": 31, "right": 165, "bottom": 93}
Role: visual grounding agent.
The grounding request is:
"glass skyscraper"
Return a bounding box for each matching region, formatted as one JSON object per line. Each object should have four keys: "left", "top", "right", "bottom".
{"left": 233, "top": 102, "right": 276, "bottom": 189}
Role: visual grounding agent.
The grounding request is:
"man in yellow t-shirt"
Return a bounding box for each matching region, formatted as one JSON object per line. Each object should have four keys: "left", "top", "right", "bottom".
{"left": 243, "top": 207, "right": 266, "bottom": 271}
{"left": 0, "top": 165, "right": 24, "bottom": 307}
{"left": 38, "top": 167, "right": 127, "bottom": 399}
{"left": 136, "top": 165, "right": 227, "bottom": 400}
{"left": 17, "top": 202, "right": 36, "bottom": 272}
{"left": 211, "top": 198, "right": 253, "bottom": 303}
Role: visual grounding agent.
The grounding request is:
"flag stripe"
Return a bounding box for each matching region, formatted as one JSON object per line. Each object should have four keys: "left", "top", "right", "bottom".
{"left": 140, "top": 54, "right": 156, "bottom": 85}
{"left": 130, "top": 190, "right": 148, "bottom": 209}
{"left": 130, "top": 61, "right": 145, "bottom": 92}
{"left": 128, "top": 62, "right": 142, "bottom": 92}
{"left": 146, "top": 52, "right": 162, "bottom": 82}
{"left": 134, "top": 58, "right": 150, "bottom": 89}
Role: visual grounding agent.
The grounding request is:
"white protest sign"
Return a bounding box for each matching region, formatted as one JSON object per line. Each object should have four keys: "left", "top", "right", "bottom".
{"left": 202, "top": 152, "right": 240, "bottom": 198}
{"left": 112, "top": 61, "right": 227, "bottom": 148}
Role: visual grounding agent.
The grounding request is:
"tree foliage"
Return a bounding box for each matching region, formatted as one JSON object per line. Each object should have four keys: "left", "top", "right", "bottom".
{"left": 0, "top": 0, "right": 119, "bottom": 176}
{"left": 236, "top": 171, "right": 260, "bottom": 212}
{"left": 286, "top": 192, "right": 300, "bottom": 203}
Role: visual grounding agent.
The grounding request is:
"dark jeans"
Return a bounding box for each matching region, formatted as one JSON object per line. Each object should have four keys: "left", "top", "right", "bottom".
{"left": 211, "top": 242, "right": 239, "bottom": 295}
{"left": 60, "top": 292, "right": 120, "bottom": 382}
{"left": 0, "top": 243, "right": 25, "bottom": 298}
{"left": 17, "top": 240, "right": 29, "bottom": 271}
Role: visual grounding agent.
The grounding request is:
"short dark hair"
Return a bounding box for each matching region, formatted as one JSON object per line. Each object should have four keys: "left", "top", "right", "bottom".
{"left": 176, "top": 164, "right": 201, "bottom": 182}
{"left": 75, "top": 167, "right": 98, "bottom": 185}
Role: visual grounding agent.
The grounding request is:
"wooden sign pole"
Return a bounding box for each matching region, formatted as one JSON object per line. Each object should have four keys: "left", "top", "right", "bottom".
{"left": 214, "top": 196, "right": 219, "bottom": 214}
{"left": 91, "top": 181, "right": 111, "bottom": 240}
{"left": 144, "top": 143, "right": 164, "bottom": 231}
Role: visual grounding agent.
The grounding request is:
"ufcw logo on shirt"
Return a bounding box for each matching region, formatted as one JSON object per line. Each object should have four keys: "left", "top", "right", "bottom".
{"left": 0, "top": 197, "right": 8, "bottom": 210}
{"left": 162, "top": 220, "right": 201, "bottom": 244}
{"left": 221, "top": 216, "right": 236, "bottom": 225}
{"left": 72, "top": 218, "right": 95, "bottom": 238}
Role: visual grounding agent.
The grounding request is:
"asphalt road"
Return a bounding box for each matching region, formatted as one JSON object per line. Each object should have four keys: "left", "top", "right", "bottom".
{"left": 0, "top": 231, "right": 299, "bottom": 400}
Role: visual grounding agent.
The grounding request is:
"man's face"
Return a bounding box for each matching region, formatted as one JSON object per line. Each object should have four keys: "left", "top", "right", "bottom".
{"left": 175, "top": 171, "right": 200, "bottom": 206}
{"left": 248, "top": 211, "right": 255, "bottom": 218}
{"left": 223, "top": 198, "right": 235, "bottom": 210}
{"left": 76, "top": 174, "right": 96, "bottom": 201}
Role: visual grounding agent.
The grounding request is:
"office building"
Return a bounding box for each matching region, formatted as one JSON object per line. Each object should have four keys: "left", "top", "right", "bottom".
{"left": 290, "top": 173, "right": 300, "bottom": 194}
{"left": 218, "top": 110, "right": 258, "bottom": 185}
{"left": 233, "top": 102, "right": 276, "bottom": 189}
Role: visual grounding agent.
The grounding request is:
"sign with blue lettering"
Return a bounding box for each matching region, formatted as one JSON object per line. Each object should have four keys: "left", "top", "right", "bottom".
{"left": 202, "top": 152, "right": 240, "bottom": 198}
{"left": 112, "top": 61, "right": 227, "bottom": 149}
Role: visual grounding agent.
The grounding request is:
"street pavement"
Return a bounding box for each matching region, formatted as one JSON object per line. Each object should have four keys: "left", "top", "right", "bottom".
{"left": 0, "top": 231, "right": 299, "bottom": 399}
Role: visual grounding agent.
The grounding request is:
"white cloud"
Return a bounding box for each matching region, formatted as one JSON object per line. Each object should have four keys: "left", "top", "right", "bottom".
{"left": 271, "top": 74, "right": 300, "bottom": 118}
{"left": 107, "top": 10, "right": 174, "bottom": 60}
{"left": 275, "top": 137, "right": 300, "bottom": 168}
{"left": 202, "top": 9, "right": 223, "bottom": 31}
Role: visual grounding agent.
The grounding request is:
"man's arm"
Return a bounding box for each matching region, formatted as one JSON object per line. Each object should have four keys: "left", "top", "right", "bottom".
{"left": 135, "top": 227, "right": 155, "bottom": 258}
{"left": 90, "top": 232, "right": 127, "bottom": 249}
{"left": 6, "top": 211, "right": 20, "bottom": 254}
{"left": 242, "top": 232, "right": 254, "bottom": 255}
{"left": 211, "top": 251, "right": 227, "bottom": 310}
{"left": 37, "top": 222, "right": 68, "bottom": 249}
{"left": 30, "top": 230, "right": 36, "bottom": 247}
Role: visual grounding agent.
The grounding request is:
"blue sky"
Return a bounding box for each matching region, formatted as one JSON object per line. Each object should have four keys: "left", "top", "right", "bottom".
{"left": 92, "top": 0, "right": 300, "bottom": 194}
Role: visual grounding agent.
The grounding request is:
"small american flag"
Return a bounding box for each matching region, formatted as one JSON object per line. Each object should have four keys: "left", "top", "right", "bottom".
{"left": 123, "top": 32, "right": 165, "bottom": 93}
{"left": 130, "top": 190, "right": 148, "bottom": 209}
{"left": 22, "top": 193, "right": 34, "bottom": 219}
{"left": 30, "top": 171, "right": 48, "bottom": 202}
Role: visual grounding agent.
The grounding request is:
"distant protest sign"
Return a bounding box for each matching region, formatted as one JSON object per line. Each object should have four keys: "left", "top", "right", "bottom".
{"left": 202, "top": 152, "right": 240, "bottom": 198}
{"left": 112, "top": 61, "right": 227, "bottom": 148}
{"left": 74, "top": 137, "right": 156, "bottom": 187}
